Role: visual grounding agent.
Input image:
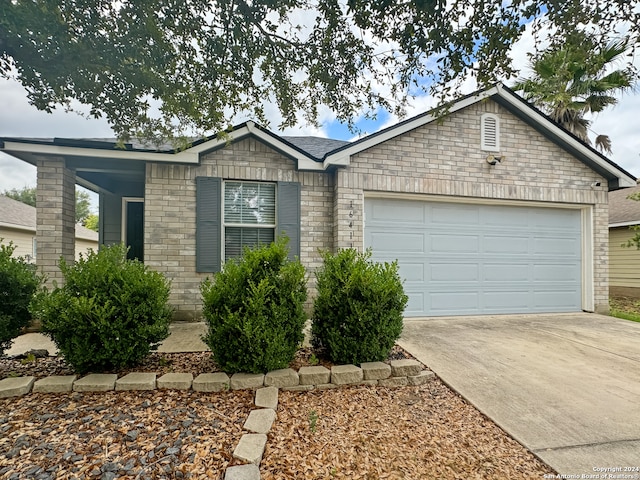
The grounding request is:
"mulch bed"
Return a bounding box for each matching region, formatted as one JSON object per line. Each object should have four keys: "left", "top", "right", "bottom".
{"left": 263, "top": 382, "right": 553, "bottom": 479}
{"left": 0, "top": 347, "right": 555, "bottom": 479}
{"left": 0, "top": 390, "right": 254, "bottom": 480}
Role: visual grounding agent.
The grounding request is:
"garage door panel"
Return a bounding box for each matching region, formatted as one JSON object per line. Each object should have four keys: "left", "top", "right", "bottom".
{"left": 533, "top": 290, "right": 580, "bottom": 310}
{"left": 430, "top": 263, "right": 479, "bottom": 281}
{"left": 532, "top": 209, "right": 580, "bottom": 229}
{"left": 430, "top": 291, "right": 479, "bottom": 313}
{"left": 397, "top": 262, "right": 425, "bottom": 282}
{"left": 404, "top": 291, "right": 426, "bottom": 315}
{"left": 368, "top": 232, "right": 425, "bottom": 253}
{"left": 533, "top": 264, "right": 581, "bottom": 282}
{"left": 483, "top": 207, "right": 531, "bottom": 227}
{"left": 430, "top": 234, "right": 479, "bottom": 253}
{"left": 369, "top": 200, "right": 425, "bottom": 224}
{"left": 483, "top": 263, "right": 530, "bottom": 282}
{"left": 533, "top": 237, "right": 580, "bottom": 256}
{"left": 365, "top": 198, "right": 582, "bottom": 317}
{"left": 431, "top": 204, "right": 479, "bottom": 225}
{"left": 483, "top": 291, "right": 532, "bottom": 311}
{"left": 483, "top": 235, "right": 530, "bottom": 254}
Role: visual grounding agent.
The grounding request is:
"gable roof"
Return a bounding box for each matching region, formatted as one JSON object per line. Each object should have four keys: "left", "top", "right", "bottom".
{"left": 0, "top": 195, "right": 98, "bottom": 241}
{"left": 1, "top": 84, "right": 635, "bottom": 189}
{"left": 281, "top": 136, "right": 350, "bottom": 159}
{"left": 322, "top": 84, "right": 636, "bottom": 189}
{"left": 609, "top": 185, "right": 640, "bottom": 227}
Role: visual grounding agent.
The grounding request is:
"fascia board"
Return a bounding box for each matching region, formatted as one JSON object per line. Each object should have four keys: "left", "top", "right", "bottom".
{"left": 183, "top": 122, "right": 325, "bottom": 171}
{"left": 2, "top": 140, "right": 200, "bottom": 164}
{"left": 609, "top": 221, "right": 640, "bottom": 228}
{"left": 0, "top": 222, "right": 34, "bottom": 232}
{"left": 244, "top": 123, "right": 324, "bottom": 171}
{"left": 323, "top": 87, "right": 499, "bottom": 168}
{"left": 494, "top": 85, "right": 636, "bottom": 188}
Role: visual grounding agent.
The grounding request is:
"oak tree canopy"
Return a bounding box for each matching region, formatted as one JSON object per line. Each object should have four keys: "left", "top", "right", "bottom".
{"left": 1, "top": 0, "right": 638, "bottom": 142}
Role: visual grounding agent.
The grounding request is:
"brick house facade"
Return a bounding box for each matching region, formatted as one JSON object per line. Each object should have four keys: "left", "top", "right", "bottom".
{"left": 2, "top": 85, "right": 635, "bottom": 320}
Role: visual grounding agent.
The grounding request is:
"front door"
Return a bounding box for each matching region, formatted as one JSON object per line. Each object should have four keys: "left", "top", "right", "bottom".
{"left": 123, "top": 198, "right": 144, "bottom": 261}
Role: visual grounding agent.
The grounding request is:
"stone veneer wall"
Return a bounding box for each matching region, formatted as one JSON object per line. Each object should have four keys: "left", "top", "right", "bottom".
{"left": 144, "top": 138, "right": 334, "bottom": 320}
{"left": 333, "top": 100, "right": 610, "bottom": 314}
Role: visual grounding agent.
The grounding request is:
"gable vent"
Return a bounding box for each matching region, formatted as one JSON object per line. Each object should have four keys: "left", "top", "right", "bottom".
{"left": 481, "top": 113, "right": 500, "bottom": 151}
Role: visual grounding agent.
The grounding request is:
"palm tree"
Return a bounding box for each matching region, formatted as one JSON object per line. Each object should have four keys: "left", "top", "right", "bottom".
{"left": 512, "top": 33, "right": 634, "bottom": 154}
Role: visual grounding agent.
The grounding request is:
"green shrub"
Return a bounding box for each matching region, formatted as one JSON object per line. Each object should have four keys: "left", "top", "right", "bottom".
{"left": 0, "top": 240, "right": 42, "bottom": 355}
{"left": 201, "top": 238, "right": 307, "bottom": 374}
{"left": 311, "top": 248, "right": 408, "bottom": 364}
{"left": 31, "top": 244, "right": 173, "bottom": 373}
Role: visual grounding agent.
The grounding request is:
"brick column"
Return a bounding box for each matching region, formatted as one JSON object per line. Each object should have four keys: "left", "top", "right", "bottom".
{"left": 333, "top": 170, "right": 364, "bottom": 251}
{"left": 36, "top": 157, "right": 76, "bottom": 286}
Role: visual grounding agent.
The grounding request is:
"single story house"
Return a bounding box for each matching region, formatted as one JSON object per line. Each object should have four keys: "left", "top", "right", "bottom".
{"left": 609, "top": 184, "right": 640, "bottom": 298}
{"left": 0, "top": 84, "right": 635, "bottom": 319}
{"left": 0, "top": 194, "right": 98, "bottom": 261}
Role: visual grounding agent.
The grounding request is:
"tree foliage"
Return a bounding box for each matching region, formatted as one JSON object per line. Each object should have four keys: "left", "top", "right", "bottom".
{"left": 311, "top": 248, "right": 408, "bottom": 365}
{"left": 83, "top": 213, "right": 99, "bottom": 232}
{"left": 32, "top": 244, "right": 173, "bottom": 373}
{"left": 2, "top": 186, "right": 36, "bottom": 207}
{"left": 75, "top": 190, "right": 92, "bottom": 225}
{"left": 0, "top": 239, "right": 42, "bottom": 356}
{"left": 512, "top": 32, "right": 635, "bottom": 154}
{"left": 3, "top": 186, "right": 96, "bottom": 225}
{"left": 1, "top": 1, "right": 638, "bottom": 141}
{"left": 201, "top": 238, "right": 307, "bottom": 374}
{"left": 626, "top": 191, "right": 640, "bottom": 250}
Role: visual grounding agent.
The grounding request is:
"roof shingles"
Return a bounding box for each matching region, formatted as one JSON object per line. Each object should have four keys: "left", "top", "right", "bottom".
{"left": 609, "top": 185, "right": 640, "bottom": 225}
{"left": 0, "top": 195, "right": 98, "bottom": 240}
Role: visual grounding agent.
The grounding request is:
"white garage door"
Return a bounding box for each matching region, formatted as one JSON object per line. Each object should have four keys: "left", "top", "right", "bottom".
{"left": 364, "top": 198, "right": 582, "bottom": 317}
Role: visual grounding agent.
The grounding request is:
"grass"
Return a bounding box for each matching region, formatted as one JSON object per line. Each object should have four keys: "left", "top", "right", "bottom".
{"left": 609, "top": 296, "right": 640, "bottom": 323}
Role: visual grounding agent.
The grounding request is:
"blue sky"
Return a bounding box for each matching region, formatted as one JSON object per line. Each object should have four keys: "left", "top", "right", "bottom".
{"left": 324, "top": 109, "right": 391, "bottom": 140}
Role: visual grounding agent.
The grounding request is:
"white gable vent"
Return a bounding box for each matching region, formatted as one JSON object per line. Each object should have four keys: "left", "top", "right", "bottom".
{"left": 481, "top": 113, "right": 500, "bottom": 151}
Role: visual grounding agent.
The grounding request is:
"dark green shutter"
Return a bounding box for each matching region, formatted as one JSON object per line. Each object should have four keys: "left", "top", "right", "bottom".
{"left": 277, "top": 181, "right": 301, "bottom": 261}
{"left": 196, "top": 177, "right": 221, "bottom": 272}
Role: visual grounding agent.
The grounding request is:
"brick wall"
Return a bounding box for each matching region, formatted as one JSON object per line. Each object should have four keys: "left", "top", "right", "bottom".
{"left": 144, "top": 100, "right": 610, "bottom": 318}
{"left": 145, "top": 138, "right": 334, "bottom": 320}
{"left": 334, "top": 100, "right": 609, "bottom": 313}
{"left": 36, "top": 158, "right": 76, "bottom": 286}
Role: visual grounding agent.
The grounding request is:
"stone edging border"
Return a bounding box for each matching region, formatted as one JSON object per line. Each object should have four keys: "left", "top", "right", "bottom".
{"left": 0, "top": 359, "right": 436, "bottom": 480}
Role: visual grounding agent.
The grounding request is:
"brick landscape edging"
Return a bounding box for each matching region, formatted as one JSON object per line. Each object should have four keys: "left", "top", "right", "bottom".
{"left": 0, "top": 359, "right": 434, "bottom": 398}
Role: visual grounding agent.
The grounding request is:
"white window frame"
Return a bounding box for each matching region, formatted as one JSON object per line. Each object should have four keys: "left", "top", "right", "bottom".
{"left": 221, "top": 180, "right": 277, "bottom": 262}
{"left": 481, "top": 113, "right": 500, "bottom": 151}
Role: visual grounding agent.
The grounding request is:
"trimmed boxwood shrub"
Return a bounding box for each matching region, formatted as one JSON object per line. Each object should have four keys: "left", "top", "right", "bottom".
{"left": 311, "top": 248, "right": 408, "bottom": 365}
{"left": 31, "top": 244, "right": 173, "bottom": 373}
{"left": 0, "top": 240, "right": 42, "bottom": 356}
{"left": 201, "top": 238, "right": 307, "bottom": 374}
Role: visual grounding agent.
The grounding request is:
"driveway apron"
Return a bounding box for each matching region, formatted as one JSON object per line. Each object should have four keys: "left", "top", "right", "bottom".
{"left": 398, "top": 313, "right": 640, "bottom": 476}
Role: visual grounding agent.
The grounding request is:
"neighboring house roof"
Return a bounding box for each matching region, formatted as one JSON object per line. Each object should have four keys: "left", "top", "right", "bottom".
{"left": 0, "top": 195, "right": 98, "bottom": 241}
{"left": 1, "top": 83, "right": 636, "bottom": 189}
{"left": 609, "top": 185, "right": 640, "bottom": 227}
{"left": 0, "top": 193, "right": 35, "bottom": 229}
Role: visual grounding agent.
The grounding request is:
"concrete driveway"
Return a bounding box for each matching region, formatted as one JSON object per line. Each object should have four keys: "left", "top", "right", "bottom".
{"left": 398, "top": 313, "right": 640, "bottom": 476}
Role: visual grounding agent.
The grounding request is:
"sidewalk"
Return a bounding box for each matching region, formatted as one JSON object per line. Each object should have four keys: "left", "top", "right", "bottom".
{"left": 5, "top": 322, "right": 209, "bottom": 357}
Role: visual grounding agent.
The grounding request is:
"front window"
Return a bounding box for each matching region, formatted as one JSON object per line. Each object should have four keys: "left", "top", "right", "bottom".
{"left": 223, "top": 181, "right": 276, "bottom": 260}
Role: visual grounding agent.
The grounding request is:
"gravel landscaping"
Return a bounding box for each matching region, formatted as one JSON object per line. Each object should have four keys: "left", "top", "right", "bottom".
{"left": 0, "top": 350, "right": 556, "bottom": 479}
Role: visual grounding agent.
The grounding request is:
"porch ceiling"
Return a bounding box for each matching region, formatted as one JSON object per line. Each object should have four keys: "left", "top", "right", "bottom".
{"left": 4, "top": 149, "right": 145, "bottom": 196}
